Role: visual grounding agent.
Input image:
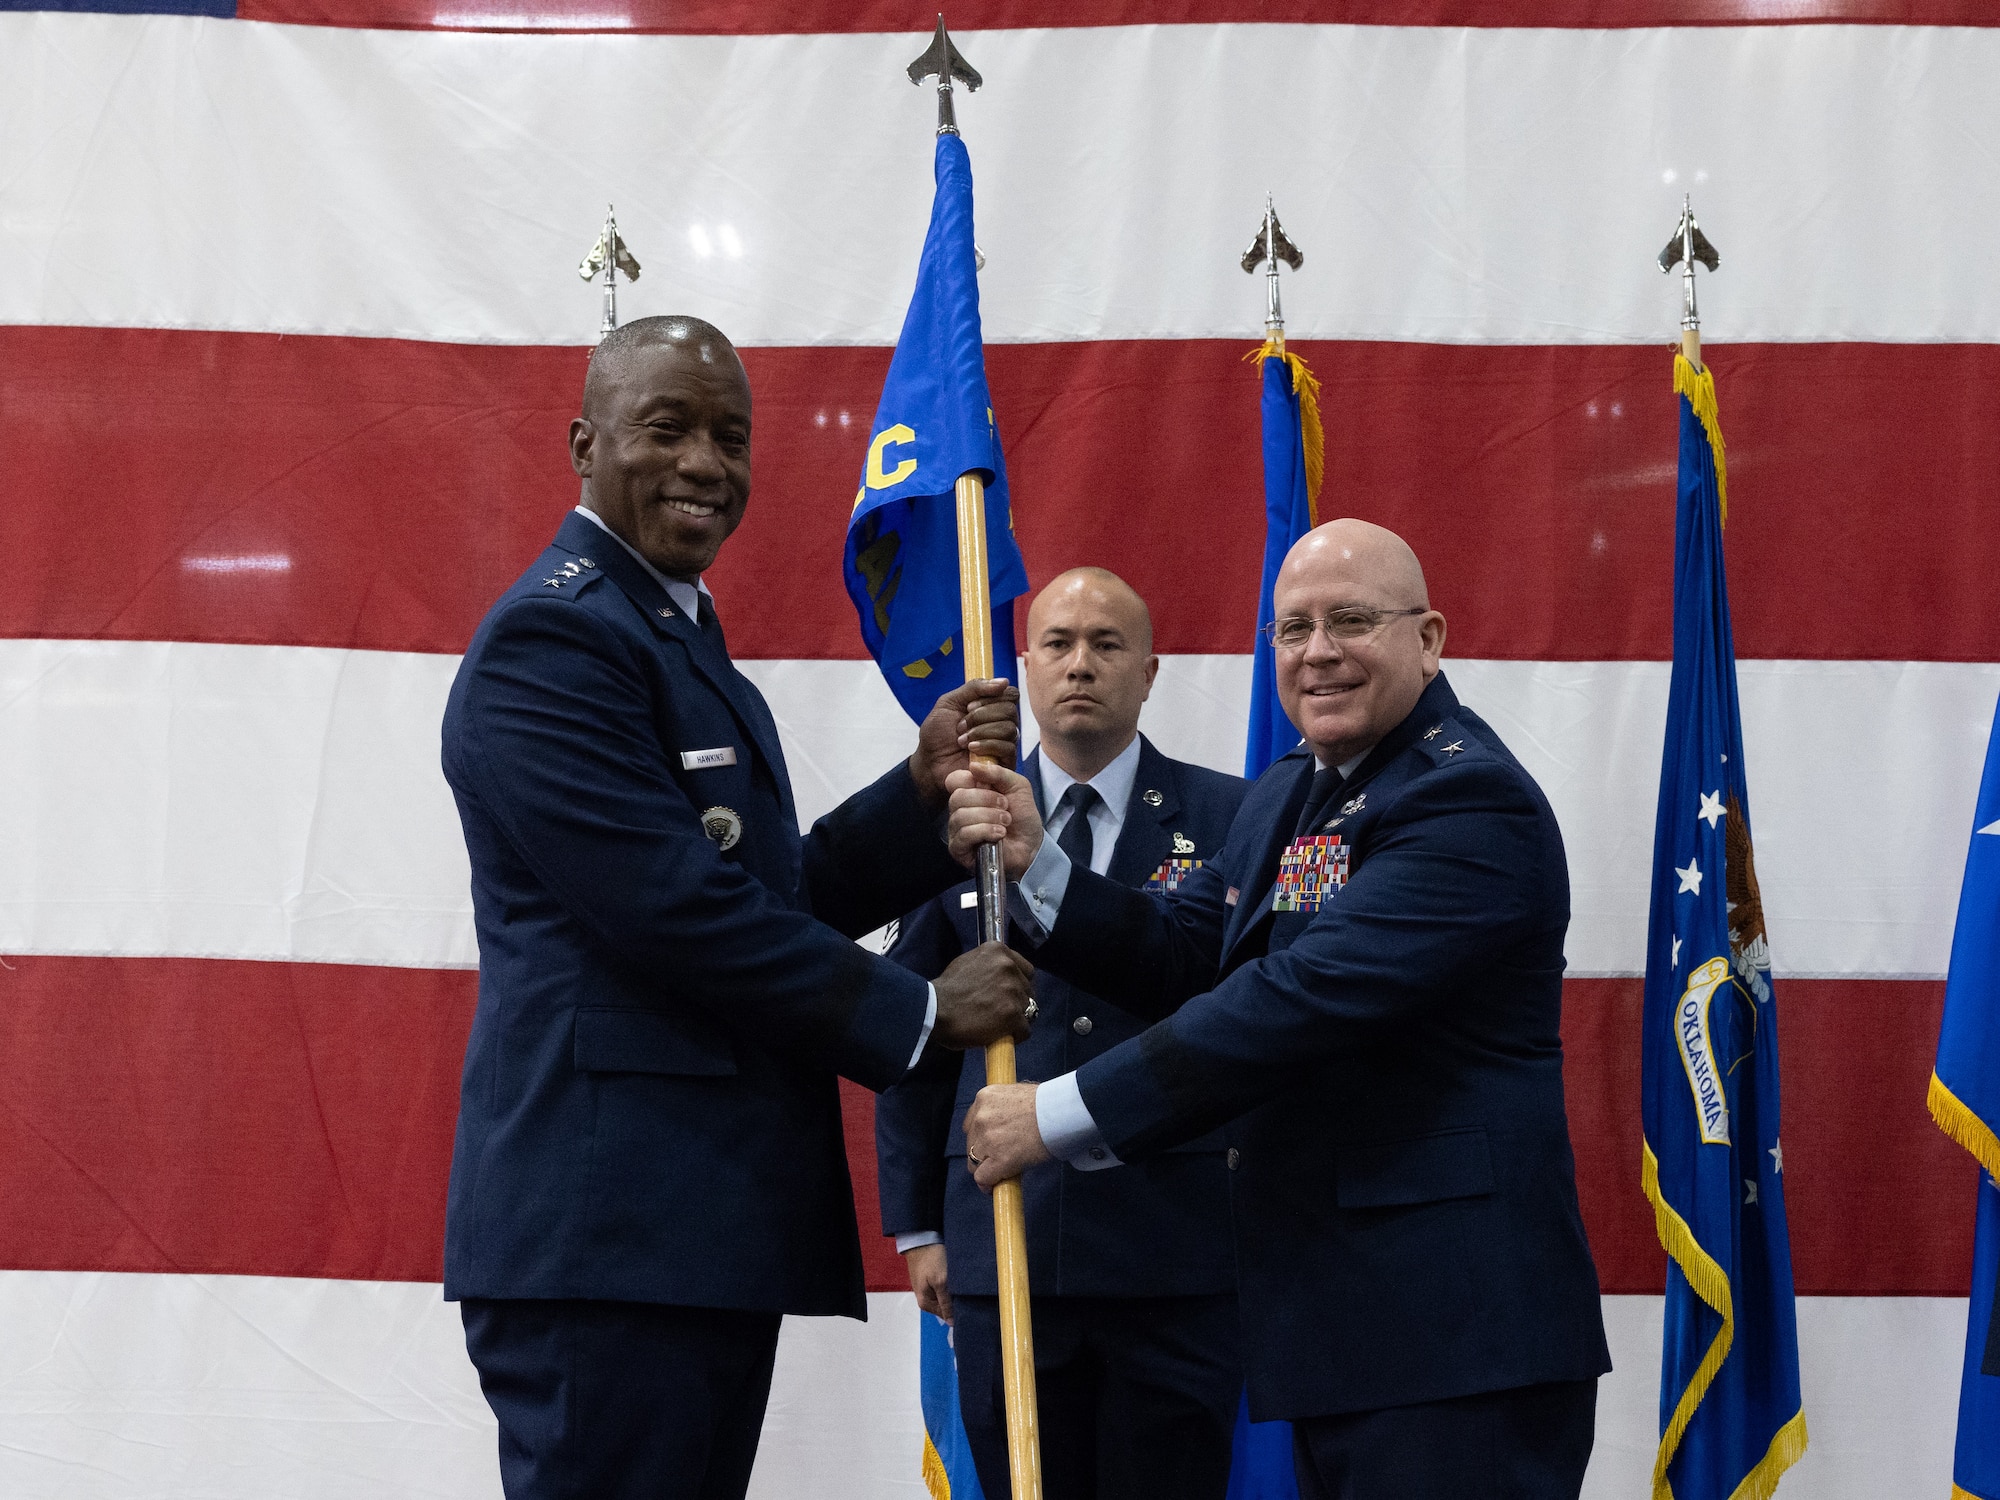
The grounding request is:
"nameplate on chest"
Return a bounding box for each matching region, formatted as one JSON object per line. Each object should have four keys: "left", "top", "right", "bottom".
{"left": 680, "top": 746, "right": 739, "bottom": 770}
{"left": 1271, "top": 835, "right": 1349, "bottom": 913}
{"left": 1144, "top": 858, "right": 1203, "bottom": 894}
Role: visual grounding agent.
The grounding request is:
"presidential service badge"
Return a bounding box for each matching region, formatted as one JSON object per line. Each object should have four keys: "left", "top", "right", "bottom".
{"left": 699, "top": 806, "right": 743, "bottom": 851}
{"left": 1146, "top": 858, "right": 1202, "bottom": 894}
{"left": 1271, "top": 834, "right": 1349, "bottom": 913}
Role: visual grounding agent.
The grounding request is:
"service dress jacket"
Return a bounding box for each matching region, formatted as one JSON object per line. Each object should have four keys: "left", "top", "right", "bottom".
{"left": 440, "top": 511, "right": 964, "bottom": 1320}
{"left": 1032, "top": 673, "right": 1612, "bottom": 1418}
{"left": 875, "top": 738, "right": 1248, "bottom": 1298}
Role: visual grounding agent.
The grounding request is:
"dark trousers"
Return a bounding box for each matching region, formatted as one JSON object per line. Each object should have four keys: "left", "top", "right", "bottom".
{"left": 954, "top": 1292, "right": 1242, "bottom": 1500}
{"left": 460, "top": 1297, "right": 782, "bottom": 1500}
{"left": 1292, "top": 1378, "right": 1597, "bottom": 1500}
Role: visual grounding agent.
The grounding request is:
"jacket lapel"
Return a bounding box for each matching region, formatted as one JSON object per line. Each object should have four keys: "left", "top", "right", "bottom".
{"left": 555, "top": 512, "right": 792, "bottom": 811}
{"left": 1105, "top": 736, "right": 1177, "bottom": 889}
{"left": 1221, "top": 748, "right": 1315, "bottom": 962}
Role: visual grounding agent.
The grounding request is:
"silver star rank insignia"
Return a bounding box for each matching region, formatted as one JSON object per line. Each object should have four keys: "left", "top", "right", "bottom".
{"left": 1442, "top": 741, "right": 1465, "bottom": 755}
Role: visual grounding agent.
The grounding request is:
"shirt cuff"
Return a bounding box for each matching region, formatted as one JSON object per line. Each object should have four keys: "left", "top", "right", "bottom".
{"left": 1035, "top": 1072, "right": 1120, "bottom": 1171}
{"left": 907, "top": 983, "right": 937, "bottom": 1071}
{"left": 1008, "top": 835, "right": 1072, "bottom": 942}
{"left": 896, "top": 1231, "right": 944, "bottom": 1253}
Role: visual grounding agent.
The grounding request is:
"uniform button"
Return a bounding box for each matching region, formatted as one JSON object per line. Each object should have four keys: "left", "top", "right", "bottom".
{"left": 1089, "top": 1148, "right": 1107, "bottom": 1161}
{"left": 1227, "top": 1148, "right": 1240, "bottom": 1170}
{"left": 1072, "top": 1016, "right": 1093, "bottom": 1035}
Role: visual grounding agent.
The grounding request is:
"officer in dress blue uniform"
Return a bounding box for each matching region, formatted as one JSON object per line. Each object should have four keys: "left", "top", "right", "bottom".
{"left": 876, "top": 569, "right": 1249, "bottom": 1500}
{"left": 955, "top": 521, "right": 1612, "bottom": 1499}
{"left": 438, "top": 317, "right": 1034, "bottom": 1500}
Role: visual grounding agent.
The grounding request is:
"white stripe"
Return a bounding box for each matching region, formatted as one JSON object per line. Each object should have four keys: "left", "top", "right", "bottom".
{"left": 5, "top": 16, "right": 2000, "bottom": 347}
{"left": 3, "top": 641, "right": 1993, "bottom": 977}
{"left": 0, "top": 1275, "right": 1961, "bottom": 1499}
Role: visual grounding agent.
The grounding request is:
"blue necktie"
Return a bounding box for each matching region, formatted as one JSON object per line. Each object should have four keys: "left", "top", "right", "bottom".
{"left": 1056, "top": 784, "right": 1101, "bottom": 875}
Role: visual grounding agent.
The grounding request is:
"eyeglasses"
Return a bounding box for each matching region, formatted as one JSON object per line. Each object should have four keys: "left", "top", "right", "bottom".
{"left": 1260, "top": 607, "right": 1427, "bottom": 651}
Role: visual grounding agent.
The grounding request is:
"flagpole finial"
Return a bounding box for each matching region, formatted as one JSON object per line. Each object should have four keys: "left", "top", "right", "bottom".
{"left": 579, "top": 205, "right": 641, "bottom": 340}
{"left": 1658, "top": 195, "right": 1720, "bottom": 360}
{"left": 908, "top": 16, "right": 982, "bottom": 137}
{"left": 1240, "top": 196, "right": 1304, "bottom": 350}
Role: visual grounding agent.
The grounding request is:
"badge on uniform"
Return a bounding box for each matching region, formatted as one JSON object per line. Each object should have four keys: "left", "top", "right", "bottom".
{"left": 699, "top": 806, "right": 743, "bottom": 851}
{"left": 1271, "top": 834, "right": 1348, "bottom": 913}
{"left": 1145, "top": 858, "right": 1202, "bottom": 894}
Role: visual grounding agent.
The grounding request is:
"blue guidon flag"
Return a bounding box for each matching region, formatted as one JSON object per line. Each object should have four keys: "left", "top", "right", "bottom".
{"left": 1930, "top": 691, "right": 2000, "bottom": 1500}
{"left": 1640, "top": 352, "right": 1806, "bottom": 1500}
{"left": 844, "top": 132, "right": 1028, "bottom": 724}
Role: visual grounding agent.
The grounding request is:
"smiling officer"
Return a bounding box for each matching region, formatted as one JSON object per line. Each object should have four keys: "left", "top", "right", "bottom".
{"left": 439, "top": 316, "right": 1034, "bottom": 1500}
{"left": 876, "top": 567, "right": 1249, "bottom": 1500}
{"left": 951, "top": 521, "right": 1610, "bottom": 1500}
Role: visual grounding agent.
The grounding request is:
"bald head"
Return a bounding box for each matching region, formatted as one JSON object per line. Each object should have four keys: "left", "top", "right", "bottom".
{"left": 582, "top": 315, "right": 746, "bottom": 421}
{"left": 1023, "top": 567, "right": 1159, "bottom": 781}
{"left": 1272, "top": 519, "right": 1446, "bottom": 765}
{"left": 1277, "top": 519, "right": 1429, "bottom": 610}
{"left": 569, "top": 315, "right": 753, "bottom": 581}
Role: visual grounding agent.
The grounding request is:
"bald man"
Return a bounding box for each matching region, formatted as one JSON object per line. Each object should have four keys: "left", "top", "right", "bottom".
{"left": 954, "top": 523, "right": 1611, "bottom": 1498}
{"left": 439, "top": 316, "right": 1034, "bottom": 1500}
{"left": 875, "top": 568, "right": 1250, "bottom": 1500}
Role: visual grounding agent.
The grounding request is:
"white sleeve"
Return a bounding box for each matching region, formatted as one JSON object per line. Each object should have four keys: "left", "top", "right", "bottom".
{"left": 906, "top": 984, "right": 937, "bottom": 1070}
{"left": 1035, "top": 1072, "right": 1120, "bottom": 1171}
{"left": 1007, "top": 835, "right": 1073, "bottom": 942}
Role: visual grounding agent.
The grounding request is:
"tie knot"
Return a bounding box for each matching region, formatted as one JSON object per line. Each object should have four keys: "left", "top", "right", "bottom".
{"left": 1062, "top": 783, "right": 1101, "bottom": 816}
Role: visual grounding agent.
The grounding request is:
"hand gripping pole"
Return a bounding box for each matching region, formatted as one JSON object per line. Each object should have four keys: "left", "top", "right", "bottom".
{"left": 955, "top": 469, "right": 1043, "bottom": 1500}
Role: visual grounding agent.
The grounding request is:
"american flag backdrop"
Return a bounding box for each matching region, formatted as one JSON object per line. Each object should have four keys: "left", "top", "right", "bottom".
{"left": 3, "top": 3, "right": 1999, "bottom": 1496}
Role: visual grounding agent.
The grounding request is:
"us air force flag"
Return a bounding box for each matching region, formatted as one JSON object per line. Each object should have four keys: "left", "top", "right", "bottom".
{"left": 844, "top": 132, "right": 1028, "bottom": 724}
{"left": 1640, "top": 353, "right": 1806, "bottom": 1500}
{"left": 1930, "top": 692, "right": 2000, "bottom": 1500}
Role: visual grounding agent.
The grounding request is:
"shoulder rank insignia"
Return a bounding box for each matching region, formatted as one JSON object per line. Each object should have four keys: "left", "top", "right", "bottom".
{"left": 1171, "top": 833, "right": 1195, "bottom": 854}
{"left": 1442, "top": 741, "right": 1465, "bottom": 755}
{"left": 1423, "top": 723, "right": 1442, "bottom": 740}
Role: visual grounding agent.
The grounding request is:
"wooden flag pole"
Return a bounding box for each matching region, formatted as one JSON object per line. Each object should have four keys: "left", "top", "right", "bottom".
{"left": 954, "top": 468, "right": 1043, "bottom": 1500}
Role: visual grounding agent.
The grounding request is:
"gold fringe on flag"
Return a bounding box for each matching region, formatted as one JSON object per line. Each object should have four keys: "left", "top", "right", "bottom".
{"left": 1642, "top": 1137, "right": 1737, "bottom": 1500}
{"left": 1673, "top": 351, "right": 1730, "bottom": 527}
{"left": 1641, "top": 1138, "right": 1810, "bottom": 1498}
{"left": 1930, "top": 1070, "right": 2000, "bottom": 1182}
{"left": 1247, "top": 341, "right": 1326, "bottom": 522}
{"left": 921, "top": 1429, "right": 952, "bottom": 1500}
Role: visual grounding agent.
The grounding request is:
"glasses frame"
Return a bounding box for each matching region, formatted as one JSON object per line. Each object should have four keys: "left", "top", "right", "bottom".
{"left": 1260, "top": 606, "right": 1428, "bottom": 651}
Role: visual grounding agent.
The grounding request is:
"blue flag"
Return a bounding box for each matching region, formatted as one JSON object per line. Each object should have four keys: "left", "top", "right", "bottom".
{"left": 1228, "top": 339, "right": 1321, "bottom": 1497}
{"left": 1931, "top": 690, "right": 2000, "bottom": 1499}
{"left": 1244, "top": 344, "right": 1322, "bottom": 778}
{"left": 1640, "top": 353, "right": 1806, "bottom": 1500}
{"left": 845, "top": 133, "right": 1028, "bottom": 724}
{"left": 919, "top": 1313, "right": 985, "bottom": 1500}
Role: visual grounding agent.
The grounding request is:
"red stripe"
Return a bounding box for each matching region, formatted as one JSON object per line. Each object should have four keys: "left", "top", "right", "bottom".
{"left": 0, "top": 956, "right": 1972, "bottom": 1295}
{"left": 7, "top": 326, "right": 2000, "bottom": 663}
{"left": 237, "top": 0, "right": 2000, "bottom": 35}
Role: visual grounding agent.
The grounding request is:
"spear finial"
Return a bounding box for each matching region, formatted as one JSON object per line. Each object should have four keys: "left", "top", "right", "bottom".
{"left": 907, "top": 16, "right": 981, "bottom": 137}
{"left": 579, "top": 205, "right": 641, "bottom": 339}
{"left": 1241, "top": 196, "right": 1304, "bottom": 352}
{"left": 1659, "top": 195, "right": 1719, "bottom": 365}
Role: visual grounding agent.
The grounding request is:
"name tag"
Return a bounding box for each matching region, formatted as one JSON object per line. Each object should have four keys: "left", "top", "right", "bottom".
{"left": 961, "top": 891, "right": 980, "bottom": 909}
{"left": 680, "top": 747, "right": 738, "bottom": 770}
{"left": 1271, "top": 835, "right": 1350, "bottom": 914}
